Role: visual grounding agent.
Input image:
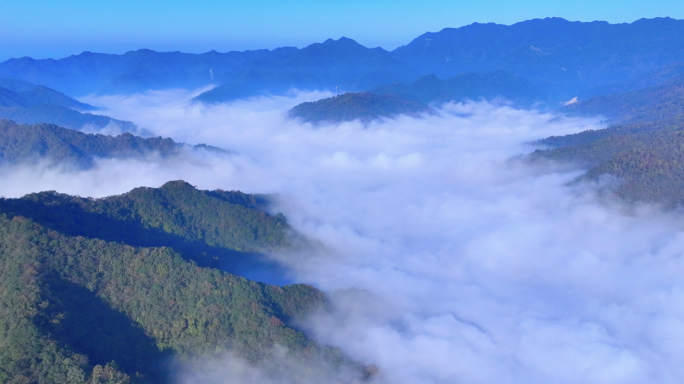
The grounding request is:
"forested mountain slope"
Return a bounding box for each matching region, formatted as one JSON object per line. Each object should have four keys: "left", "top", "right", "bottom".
{"left": 0, "top": 182, "right": 355, "bottom": 383}
{"left": 1, "top": 181, "right": 290, "bottom": 264}
{"left": 566, "top": 73, "right": 684, "bottom": 123}
{"left": 369, "top": 70, "right": 542, "bottom": 105}
{"left": 532, "top": 73, "right": 684, "bottom": 206}
{"left": 0, "top": 120, "right": 227, "bottom": 168}
{"left": 289, "top": 92, "right": 432, "bottom": 123}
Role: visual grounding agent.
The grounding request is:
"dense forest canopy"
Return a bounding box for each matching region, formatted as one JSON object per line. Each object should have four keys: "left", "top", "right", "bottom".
{"left": 531, "top": 71, "right": 684, "bottom": 207}
{"left": 0, "top": 182, "right": 358, "bottom": 383}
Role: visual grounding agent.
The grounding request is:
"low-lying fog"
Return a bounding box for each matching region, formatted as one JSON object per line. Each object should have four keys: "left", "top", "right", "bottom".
{"left": 5, "top": 89, "right": 684, "bottom": 383}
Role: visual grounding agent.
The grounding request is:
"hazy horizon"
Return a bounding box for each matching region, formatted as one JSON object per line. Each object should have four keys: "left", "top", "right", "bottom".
{"left": 1, "top": 6, "right": 683, "bottom": 62}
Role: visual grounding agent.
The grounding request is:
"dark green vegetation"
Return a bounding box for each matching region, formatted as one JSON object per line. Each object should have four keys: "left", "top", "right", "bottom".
{"left": 0, "top": 120, "right": 228, "bottom": 168}
{"left": 0, "top": 181, "right": 352, "bottom": 383}
{"left": 370, "top": 71, "right": 542, "bottom": 106}
{"left": 532, "top": 71, "right": 684, "bottom": 206}
{"left": 3, "top": 18, "right": 684, "bottom": 102}
{"left": 0, "top": 78, "right": 139, "bottom": 133}
{"left": 289, "top": 92, "right": 432, "bottom": 123}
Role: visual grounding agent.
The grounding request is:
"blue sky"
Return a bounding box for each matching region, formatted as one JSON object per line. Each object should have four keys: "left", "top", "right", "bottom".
{"left": 1, "top": 0, "right": 683, "bottom": 61}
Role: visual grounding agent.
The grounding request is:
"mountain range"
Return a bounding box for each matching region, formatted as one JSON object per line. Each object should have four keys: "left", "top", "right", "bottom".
{"left": 3, "top": 17, "right": 684, "bottom": 104}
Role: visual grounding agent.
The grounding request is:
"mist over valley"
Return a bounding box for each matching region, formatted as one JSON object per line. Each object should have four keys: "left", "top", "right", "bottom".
{"left": 3, "top": 11, "right": 684, "bottom": 384}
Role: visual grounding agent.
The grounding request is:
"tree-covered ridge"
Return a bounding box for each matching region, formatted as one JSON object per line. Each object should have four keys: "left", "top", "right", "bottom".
{"left": 289, "top": 92, "right": 432, "bottom": 123}
{"left": 0, "top": 181, "right": 289, "bottom": 265}
{"left": 531, "top": 72, "right": 684, "bottom": 206}
{"left": 370, "top": 71, "right": 542, "bottom": 106}
{"left": 0, "top": 214, "right": 334, "bottom": 383}
{"left": 566, "top": 73, "right": 684, "bottom": 123}
{"left": 0, "top": 120, "right": 228, "bottom": 168}
{"left": 0, "top": 183, "right": 355, "bottom": 383}
{"left": 531, "top": 119, "right": 684, "bottom": 206}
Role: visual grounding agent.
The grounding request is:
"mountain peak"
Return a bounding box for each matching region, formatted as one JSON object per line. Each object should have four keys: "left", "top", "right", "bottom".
{"left": 322, "top": 37, "right": 361, "bottom": 46}
{"left": 160, "top": 180, "right": 197, "bottom": 191}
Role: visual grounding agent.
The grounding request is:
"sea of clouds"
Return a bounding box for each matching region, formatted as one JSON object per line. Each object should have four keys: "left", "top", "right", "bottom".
{"left": 3, "top": 89, "right": 684, "bottom": 383}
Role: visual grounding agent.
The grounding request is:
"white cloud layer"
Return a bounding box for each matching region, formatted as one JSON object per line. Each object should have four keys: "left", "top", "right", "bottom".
{"left": 5, "top": 90, "right": 684, "bottom": 383}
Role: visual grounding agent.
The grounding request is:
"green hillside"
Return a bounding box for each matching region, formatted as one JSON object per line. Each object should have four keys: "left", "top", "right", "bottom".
{"left": 532, "top": 72, "right": 684, "bottom": 206}
{"left": 0, "top": 182, "right": 355, "bottom": 383}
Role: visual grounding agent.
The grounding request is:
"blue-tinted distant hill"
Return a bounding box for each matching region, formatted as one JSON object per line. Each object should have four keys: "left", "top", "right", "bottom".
{"left": 370, "top": 71, "right": 542, "bottom": 105}
{"left": 0, "top": 79, "right": 140, "bottom": 133}
{"left": 579, "top": 62, "right": 684, "bottom": 99}
{"left": 289, "top": 92, "right": 433, "bottom": 124}
{"left": 192, "top": 83, "right": 265, "bottom": 104}
{"left": 392, "top": 17, "right": 684, "bottom": 101}
{"left": 0, "top": 119, "right": 229, "bottom": 168}
{"left": 3, "top": 18, "right": 684, "bottom": 102}
{"left": 565, "top": 73, "right": 684, "bottom": 123}
{"left": 0, "top": 38, "right": 417, "bottom": 97}
{"left": 0, "top": 78, "right": 94, "bottom": 110}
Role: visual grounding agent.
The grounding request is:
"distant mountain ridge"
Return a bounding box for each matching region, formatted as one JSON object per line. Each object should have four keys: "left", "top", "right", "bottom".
{"left": 0, "top": 38, "right": 416, "bottom": 97}
{"left": 0, "top": 119, "right": 228, "bottom": 168}
{"left": 3, "top": 18, "right": 684, "bottom": 102}
{"left": 0, "top": 78, "right": 94, "bottom": 110}
{"left": 566, "top": 72, "right": 684, "bottom": 123}
{"left": 393, "top": 17, "right": 684, "bottom": 100}
{"left": 369, "top": 70, "right": 542, "bottom": 105}
{"left": 0, "top": 78, "right": 140, "bottom": 133}
{"left": 289, "top": 92, "right": 433, "bottom": 123}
